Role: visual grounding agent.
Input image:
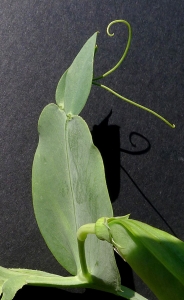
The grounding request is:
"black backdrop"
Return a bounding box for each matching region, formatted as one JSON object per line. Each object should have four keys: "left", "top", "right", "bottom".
{"left": 0, "top": 1, "right": 183, "bottom": 299}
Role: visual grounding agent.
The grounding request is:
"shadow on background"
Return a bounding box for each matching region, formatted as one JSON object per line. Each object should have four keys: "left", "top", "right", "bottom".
{"left": 91, "top": 111, "right": 151, "bottom": 203}
{"left": 92, "top": 110, "right": 120, "bottom": 202}
{"left": 120, "top": 131, "right": 151, "bottom": 155}
{"left": 91, "top": 110, "right": 177, "bottom": 293}
{"left": 91, "top": 110, "right": 177, "bottom": 237}
{"left": 120, "top": 165, "right": 177, "bottom": 237}
{"left": 91, "top": 110, "right": 136, "bottom": 293}
{"left": 15, "top": 285, "right": 128, "bottom": 300}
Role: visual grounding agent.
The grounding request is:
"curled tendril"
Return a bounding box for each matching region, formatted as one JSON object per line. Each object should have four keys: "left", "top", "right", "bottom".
{"left": 92, "top": 19, "right": 175, "bottom": 128}
{"left": 93, "top": 20, "right": 132, "bottom": 80}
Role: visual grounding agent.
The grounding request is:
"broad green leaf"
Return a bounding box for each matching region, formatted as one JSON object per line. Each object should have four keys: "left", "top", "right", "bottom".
{"left": 32, "top": 103, "right": 120, "bottom": 290}
{"left": 55, "top": 32, "right": 97, "bottom": 115}
{"left": 96, "top": 217, "right": 184, "bottom": 300}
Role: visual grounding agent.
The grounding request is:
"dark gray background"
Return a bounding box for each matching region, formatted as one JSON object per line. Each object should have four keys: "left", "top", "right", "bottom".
{"left": 0, "top": 1, "right": 183, "bottom": 299}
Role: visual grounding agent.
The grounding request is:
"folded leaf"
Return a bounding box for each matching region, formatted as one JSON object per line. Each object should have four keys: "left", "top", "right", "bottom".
{"left": 95, "top": 216, "right": 184, "bottom": 300}
{"left": 55, "top": 32, "right": 97, "bottom": 115}
{"left": 32, "top": 103, "right": 120, "bottom": 290}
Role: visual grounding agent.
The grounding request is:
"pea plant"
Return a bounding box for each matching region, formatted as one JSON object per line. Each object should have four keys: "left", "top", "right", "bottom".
{"left": 1, "top": 20, "right": 183, "bottom": 300}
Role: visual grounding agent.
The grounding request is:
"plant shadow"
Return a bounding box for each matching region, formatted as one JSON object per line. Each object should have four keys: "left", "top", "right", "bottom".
{"left": 14, "top": 284, "right": 129, "bottom": 299}
{"left": 91, "top": 110, "right": 120, "bottom": 203}
{"left": 91, "top": 110, "right": 177, "bottom": 294}
{"left": 91, "top": 110, "right": 137, "bottom": 293}
{"left": 91, "top": 110, "right": 177, "bottom": 237}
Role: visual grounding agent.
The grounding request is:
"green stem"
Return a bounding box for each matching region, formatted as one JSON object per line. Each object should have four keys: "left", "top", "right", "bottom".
{"left": 93, "top": 82, "right": 175, "bottom": 128}
{"left": 77, "top": 223, "right": 96, "bottom": 281}
{"left": 93, "top": 20, "right": 132, "bottom": 80}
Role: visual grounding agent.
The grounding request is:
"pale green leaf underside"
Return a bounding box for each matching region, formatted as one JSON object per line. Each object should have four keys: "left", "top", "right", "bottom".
{"left": 32, "top": 103, "right": 120, "bottom": 290}
{"left": 55, "top": 32, "right": 97, "bottom": 115}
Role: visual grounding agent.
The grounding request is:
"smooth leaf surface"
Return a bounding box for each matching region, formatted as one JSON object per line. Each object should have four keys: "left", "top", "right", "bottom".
{"left": 103, "top": 217, "right": 184, "bottom": 300}
{"left": 0, "top": 267, "right": 26, "bottom": 300}
{"left": 32, "top": 103, "right": 120, "bottom": 290}
{"left": 55, "top": 32, "right": 97, "bottom": 115}
{"left": 122, "top": 219, "right": 184, "bottom": 286}
{"left": 1, "top": 276, "right": 26, "bottom": 300}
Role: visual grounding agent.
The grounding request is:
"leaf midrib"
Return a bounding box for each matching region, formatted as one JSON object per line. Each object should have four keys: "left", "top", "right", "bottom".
{"left": 64, "top": 115, "right": 79, "bottom": 271}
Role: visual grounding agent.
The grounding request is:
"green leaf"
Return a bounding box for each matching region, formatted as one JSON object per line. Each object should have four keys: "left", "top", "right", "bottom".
{"left": 125, "top": 220, "right": 184, "bottom": 286}
{"left": 55, "top": 32, "right": 97, "bottom": 115}
{"left": 1, "top": 276, "right": 26, "bottom": 300}
{"left": 96, "top": 217, "right": 184, "bottom": 300}
{"left": 0, "top": 267, "right": 26, "bottom": 300}
{"left": 32, "top": 103, "right": 120, "bottom": 290}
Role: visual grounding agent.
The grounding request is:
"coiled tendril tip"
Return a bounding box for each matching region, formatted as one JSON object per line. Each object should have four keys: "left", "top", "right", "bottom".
{"left": 107, "top": 26, "right": 114, "bottom": 37}
{"left": 92, "top": 19, "right": 175, "bottom": 129}
{"left": 93, "top": 19, "right": 132, "bottom": 81}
